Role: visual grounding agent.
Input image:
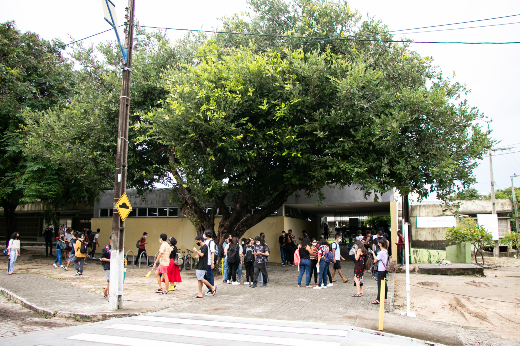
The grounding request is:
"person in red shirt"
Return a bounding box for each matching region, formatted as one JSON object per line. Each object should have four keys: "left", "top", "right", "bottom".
{"left": 135, "top": 232, "right": 150, "bottom": 266}
{"left": 396, "top": 231, "right": 405, "bottom": 266}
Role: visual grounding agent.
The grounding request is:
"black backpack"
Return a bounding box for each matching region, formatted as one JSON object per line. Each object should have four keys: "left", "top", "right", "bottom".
{"left": 227, "top": 245, "right": 239, "bottom": 264}
{"left": 79, "top": 240, "right": 88, "bottom": 254}
{"left": 244, "top": 246, "right": 254, "bottom": 263}
{"left": 218, "top": 242, "right": 225, "bottom": 259}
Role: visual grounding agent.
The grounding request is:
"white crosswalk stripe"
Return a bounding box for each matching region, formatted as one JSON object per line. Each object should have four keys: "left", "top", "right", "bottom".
{"left": 66, "top": 314, "right": 348, "bottom": 346}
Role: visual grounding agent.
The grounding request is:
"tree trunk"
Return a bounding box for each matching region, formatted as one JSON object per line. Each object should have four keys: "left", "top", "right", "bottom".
{"left": 2, "top": 203, "right": 17, "bottom": 247}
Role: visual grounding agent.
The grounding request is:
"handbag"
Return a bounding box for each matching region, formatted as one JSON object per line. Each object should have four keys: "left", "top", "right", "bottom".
{"left": 174, "top": 253, "right": 183, "bottom": 266}
{"left": 2, "top": 248, "right": 8, "bottom": 256}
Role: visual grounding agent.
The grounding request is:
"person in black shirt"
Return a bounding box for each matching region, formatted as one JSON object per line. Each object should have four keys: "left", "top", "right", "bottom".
{"left": 279, "top": 231, "right": 286, "bottom": 265}
{"left": 193, "top": 235, "right": 215, "bottom": 298}
{"left": 42, "top": 227, "right": 54, "bottom": 257}
{"left": 100, "top": 237, "right": 111, "bottom": 298}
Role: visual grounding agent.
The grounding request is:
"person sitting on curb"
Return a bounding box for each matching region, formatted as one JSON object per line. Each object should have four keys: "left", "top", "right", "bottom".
{"left": 193, "top": 235, "right": 216, "bottom": 298}
{"left": 100, "top": 237, "right": 112, "bottom": 298}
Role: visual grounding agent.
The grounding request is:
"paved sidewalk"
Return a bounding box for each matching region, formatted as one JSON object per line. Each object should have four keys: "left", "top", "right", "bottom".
{"left": 0, "top": 261, "right": 516, "bottom": 346}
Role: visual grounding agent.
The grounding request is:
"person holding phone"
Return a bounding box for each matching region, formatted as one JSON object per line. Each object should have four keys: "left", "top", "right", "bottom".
{"left": 193, "top": 235, "right": 216, "bottom": 298}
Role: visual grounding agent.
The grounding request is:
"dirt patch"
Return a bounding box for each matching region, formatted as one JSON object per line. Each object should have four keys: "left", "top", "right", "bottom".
{"left": 393, "top": 257, "right": 520, "bottom": 342}
{"left": 416, "top": 281, "right": 440, "bottom": 287}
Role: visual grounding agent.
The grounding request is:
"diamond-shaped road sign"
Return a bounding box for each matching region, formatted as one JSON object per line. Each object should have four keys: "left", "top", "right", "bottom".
{"left": 116, "top": 192, "right": 132, "bottom": 222}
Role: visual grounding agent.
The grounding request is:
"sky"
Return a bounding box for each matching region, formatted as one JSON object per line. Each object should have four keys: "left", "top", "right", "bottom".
{"left": 2, "top": 0, "right": 519, "bottom": 196}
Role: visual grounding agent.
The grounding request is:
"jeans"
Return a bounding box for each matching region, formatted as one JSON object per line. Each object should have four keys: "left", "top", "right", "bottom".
{"left": 223, "top": 258, "right": 229, "bottom": 282}
{"left": 398, "top": 249, "right": 405, "bottom": 266}
{"left": 8, "top": 249, "right": 18, "bottom": 273}
{"left": 318, "top": 261, "right": 329, "bottom": 287}
{"left": 253, "top": 262, "right": 268, "bottom": 285}
{"left": 280, "top": 247, "right": 286, "bottom": 264}
{"left": 237, "top": 263, "right": 242, "bottom": 281}
{"left": 74, "top": 257, "right": 84, "bottom": 274}
{"left": 135, "top": 249, "right": 148, "bottom": 266}
{"left": 45, "top": 239, "right": 53, "bottom": 256}
{"left": 54, "top": 249, "right": 62, "bottom": 266}
{"left": 376, "top": 271, "right": 388, "bottom": 301}
{"left": 245, "top": 262, "right": 254, "bottom": 282}
{"left": 205, "top": 264, "right": 214, "bottom": 291}
{"left": 311, "top": 259, "right": 318, "bottom": 283}
{"left": 298, "top": 259, "right": 312, "bottom": 286}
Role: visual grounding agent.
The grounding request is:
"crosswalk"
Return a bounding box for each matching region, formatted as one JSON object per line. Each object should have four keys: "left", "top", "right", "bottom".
{"left": 66, "top": 314, "right": 347, "bottom": 346}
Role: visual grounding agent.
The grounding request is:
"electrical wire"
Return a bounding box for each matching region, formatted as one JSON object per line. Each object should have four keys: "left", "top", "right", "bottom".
{"left": 138, "top": 25, "right": 520, "bottom": 45}
{"left": 390, "top": 13, "right": 520, "bottom": 33}
{"left": 493, "top": 150, "right": 520, "bottom": 156}
{"left": 396, "top": 20, "right": 520, "bottom": 35}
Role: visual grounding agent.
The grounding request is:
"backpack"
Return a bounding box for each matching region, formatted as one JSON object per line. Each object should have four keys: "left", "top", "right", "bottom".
{"left": 244, "top": 246, "right": 254, "bottom": 263}
{"left": 325, "top": 251, "right": 334, "bottom": 263}
{"left": 136, "top": 239, "right": 140, "bottom": 248}
{"left": 174, "top": 252, "right": 183, "bottom": 266}
{"left": 293, "top": 246, "right": 301, "bottom": 266}
{"left": 79, "top": 240, "right": 88, "bottom": 254}
{"left": 218, "top": 242, "right": 225, "bottom": 259}
{"left": 227, "top": 245, "right": 240, "bottom": 264}
{"left": 384, "top": 256, "right": 398, "bottom": 273}
{"left": 58, "top": 240, "right": 67, "bottom": 250}
{"left": 365, "top": 254, "right": 373, "bottom": 271}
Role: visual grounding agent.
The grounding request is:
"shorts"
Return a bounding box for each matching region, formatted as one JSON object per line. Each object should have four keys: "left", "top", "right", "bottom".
{"left": 157, "top": 265, "right": 168, "bottom": 274}
{"left": 333, "top": 260, "right": 341, "bottom": 270}
{"left": 196, "top": 269, "right": 206, "bottom": 280}
{"left": 105, "top": 270, "right": 110, "bottom": 282}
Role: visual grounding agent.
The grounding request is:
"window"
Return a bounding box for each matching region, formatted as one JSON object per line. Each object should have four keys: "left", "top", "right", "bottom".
{"left": 158, "top": 207, "right": 168, "bottom": 216}
{"left": 99, "top": 209, "right": 113, "bottom": 217}
{"left": 99, "top": 207, "right": 179, "bottom": 218}
{"left": 137, "top": 208, "right": 147, "bottom": 217}
{"left": 168, "top": 208, "right": 178, "bottom": 217}
{"left": 148, "top": 208, "right": 158, "bottom": 217}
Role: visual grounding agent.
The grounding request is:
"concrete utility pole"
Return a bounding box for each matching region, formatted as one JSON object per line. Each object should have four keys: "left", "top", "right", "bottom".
{"left": 109, "top": 0, "right": 135, "bottom": 310}
{"left": 511, "top": 175, "right": 519, "bottom": 233}
{"left": 489, "top": 151, "right": 499, "bottom": 257}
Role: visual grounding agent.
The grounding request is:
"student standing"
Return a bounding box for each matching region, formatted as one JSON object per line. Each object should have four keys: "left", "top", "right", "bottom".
{"left": 153, "top": 233, "right": 172, "bottom": 294}
{"left": 252, "top": 236, "right": 269, "bottom": 288}
{"left": 331, "top": 233, "right": 349, "bottom": 283}
{"left": 227, "top": 237, "right": 241, "bottom": 285}
{"left": 7, "top": 232, "right": 20, "bottom": 275}
{"left": 297, "top": 238, "right": 313, "bottom": 288}
{"left": 279, "top": 231, "right": 287, "bottom": 265}
{"left": 53, "top": 236, "right": 66, "bottom": 268}
{"left": 309, "top": 238, "right": 319, "bottom": 285}
{"left": 371, "top": 238, "right": 389, "bottom": 305}
{"left": 352, "top": 240, "right": 366, "bottom": 297}
{"left": 89, "top": 228, "right": 100, "bottom": 259}
{"left": 203, "top": 230, "right": 216, "bottom": 296}
{"left": 284, "top": 233, "right": 294, "bottom": 266}
{"left": 73, "top": 234, "right": 87, "bottom": 276}
{"left": 193, "top": 235, "right": 216, "bottom": 298}
{"left": 314, "top": 239, "right": 331, "bottom": 289}
{"left": 100, "top": 237, "right": 111, "bottom": 298}
{"left": 396, "top": 231, "right": 405, "bottom": 266}
{"left": 135, "top": 232, "right": 149, "bottom": 266}
{"left": 42, "top": 227, "right": 53, "bottom": 257}
{"left": 243, "top": 239, "right": 255, "bottom": 286}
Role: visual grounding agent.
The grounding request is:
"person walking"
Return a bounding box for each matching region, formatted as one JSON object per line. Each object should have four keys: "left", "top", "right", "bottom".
{"left": 100, "top": 237, "right": 111, "bottom": 298}
{"left": 135, "top": 232, "right": 149, "bottom": 266}
{"left": 42, "top": 227, "right": 53, "bottom": 257}
{"left": 53, "top": 236, "right": 66, "bottom": 269}
{"left": 152, "top": 233, "right": 171, "bottom": 294}
{"left": 73, "top": 233, "right": 87, "bottom": 276}
{"left": 226, "top": 237, "right": 241, "bottom": 285}
{"left": 252, "top": 236, "right": 269, "bottom": 288}
{"left": 88, "top": 228, "right": 100, "bottom": 259}
{"left": 203, "top": 230, "right": 217, "bottom": 296}
{"left": 279, "top": 231, "right": 287, "bottom": 265}
{"left": 7, "top": 232, "right": 20, "bottom": 275}
{"left": 352, "top": 240, "right": 366, "bottom": 297}
{"left": 243, "top": 238, "right": 255, "bottom": 286}
{"left": 309, "top": 238, "right": 319, "bottom": 285}
{"left": 371, "top": 238, "right": 389, "bottom": 305}
{"left": 193, "top": 235, "right": 216, "bottom": 298}
{"left": 163, "top": 237, "right": 182, "bottom": 291}
{"left": 396, "top": 231, "right": 405, "bottom": 266}
{"left": 314, "top": 239, "right": 331, "bottom": 289}
{"left": 64, "top": 231, "right": 77, "bottom": 271}
{"left": 331, "top": 233, "right": 349, "bottom": 283}
{"left": 297, "top": 238, "right": 313, "bottom": 288}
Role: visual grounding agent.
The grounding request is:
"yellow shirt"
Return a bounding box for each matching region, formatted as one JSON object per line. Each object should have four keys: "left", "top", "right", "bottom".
{"left": 74, "top": 240, "right": 86, "bottom": 258}
{"left": 158, "top": 242, "right": 171, "bottom": 266}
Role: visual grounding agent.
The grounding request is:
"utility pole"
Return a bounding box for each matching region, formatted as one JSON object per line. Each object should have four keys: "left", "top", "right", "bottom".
{"left": 511, "top": 175, "right": 519, "bottom": 233}
{"left": 109, "top": 0, "right": 135, "bottom": 310}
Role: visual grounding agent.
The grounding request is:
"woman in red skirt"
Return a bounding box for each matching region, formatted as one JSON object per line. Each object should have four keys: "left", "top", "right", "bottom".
{"left": 162, "top": 237, "right": 182, "bottom": 291}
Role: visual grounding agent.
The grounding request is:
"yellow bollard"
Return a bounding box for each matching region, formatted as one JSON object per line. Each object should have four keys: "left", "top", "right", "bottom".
{"left": 221, "top": 258, "right": 224, "bottom": 277}
{"left": 378, "top": 278, "right": 386, "bottom": 331}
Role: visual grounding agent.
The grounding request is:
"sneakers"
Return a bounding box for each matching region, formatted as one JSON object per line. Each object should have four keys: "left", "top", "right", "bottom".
{"left": 327, "top": 283, "right": 333, "bottom": 287}
{"left": 313, "top": 286, "right": 321, "bottom": 290}
{"left": 231, "top": 282, "right": 240, "bottom": 285}
{"left": 53, "top": 263, "right": 57, "bottom": 268}
{"left": 262, "top": 283, "right": 267, "bottom": 287}
{"left": 74, "top": 271, "right": 80, "bottom": 276}
{"left": 251, "top": 284, "right": 257, "bottom": 288}
{"left": 244, "top": 282, "right": 250, "bottom": 285}
{"left": 60, "top": 265, "right": 65, "bottom": 269}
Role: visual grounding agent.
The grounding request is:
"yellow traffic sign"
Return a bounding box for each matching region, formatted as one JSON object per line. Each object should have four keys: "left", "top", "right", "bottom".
{"left": 116, "top": 192, "right": 132, "bottom": 222}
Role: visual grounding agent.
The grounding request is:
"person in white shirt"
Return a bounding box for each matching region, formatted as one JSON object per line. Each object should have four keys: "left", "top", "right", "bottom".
{"left": 203, "top": 230, "right": 217, "bottom": 296}
{"left": 7, "top": 232, "right": 21, "bottom": 275}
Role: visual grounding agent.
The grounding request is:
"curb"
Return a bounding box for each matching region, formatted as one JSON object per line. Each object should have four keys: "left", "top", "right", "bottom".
{"left": 0, "top": 287, "right": 139, "bottom": 322}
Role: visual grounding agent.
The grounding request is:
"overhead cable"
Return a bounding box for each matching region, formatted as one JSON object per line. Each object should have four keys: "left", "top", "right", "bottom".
{"left": 397, "top": 20, "right": 520, "bottom": 35}
{"left": 390, "top": 13, "right": 520, "bottom": 32}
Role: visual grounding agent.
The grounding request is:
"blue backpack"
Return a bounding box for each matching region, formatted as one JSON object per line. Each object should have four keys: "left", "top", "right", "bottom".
{"left": 325, "top": 251, "right": 334, "bottom": 263}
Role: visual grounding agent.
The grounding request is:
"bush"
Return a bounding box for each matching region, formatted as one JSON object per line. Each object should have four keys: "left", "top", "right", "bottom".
{"left": 446, "top": 218, "right": 493, "bottom": 265}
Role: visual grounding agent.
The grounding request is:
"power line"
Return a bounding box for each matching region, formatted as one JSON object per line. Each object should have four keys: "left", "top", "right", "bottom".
{"left": 139, "top": 25, "right": 520, "bottom": 45}
{"left": 390, "top": 13, "right": 520, "bottom": 33}
{"left": 396, "top": 20, "right": 520, "bottom": 35}
{"left": 493, "top": 150, "right": 520, "bottom": 156}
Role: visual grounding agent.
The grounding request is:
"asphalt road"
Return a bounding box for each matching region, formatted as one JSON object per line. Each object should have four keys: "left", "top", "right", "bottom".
{"left": 0, "top": 312, "right": 431, "bottom": 346}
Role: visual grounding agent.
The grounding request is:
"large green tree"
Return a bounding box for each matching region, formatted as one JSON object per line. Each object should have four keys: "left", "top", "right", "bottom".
{"left": 0, "top": 21, "right": 73, "bottom": 243}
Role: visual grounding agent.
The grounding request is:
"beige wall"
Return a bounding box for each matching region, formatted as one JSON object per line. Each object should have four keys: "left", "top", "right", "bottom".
{"left": 92, "top": 215, "right": 302, "bottom": 262}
